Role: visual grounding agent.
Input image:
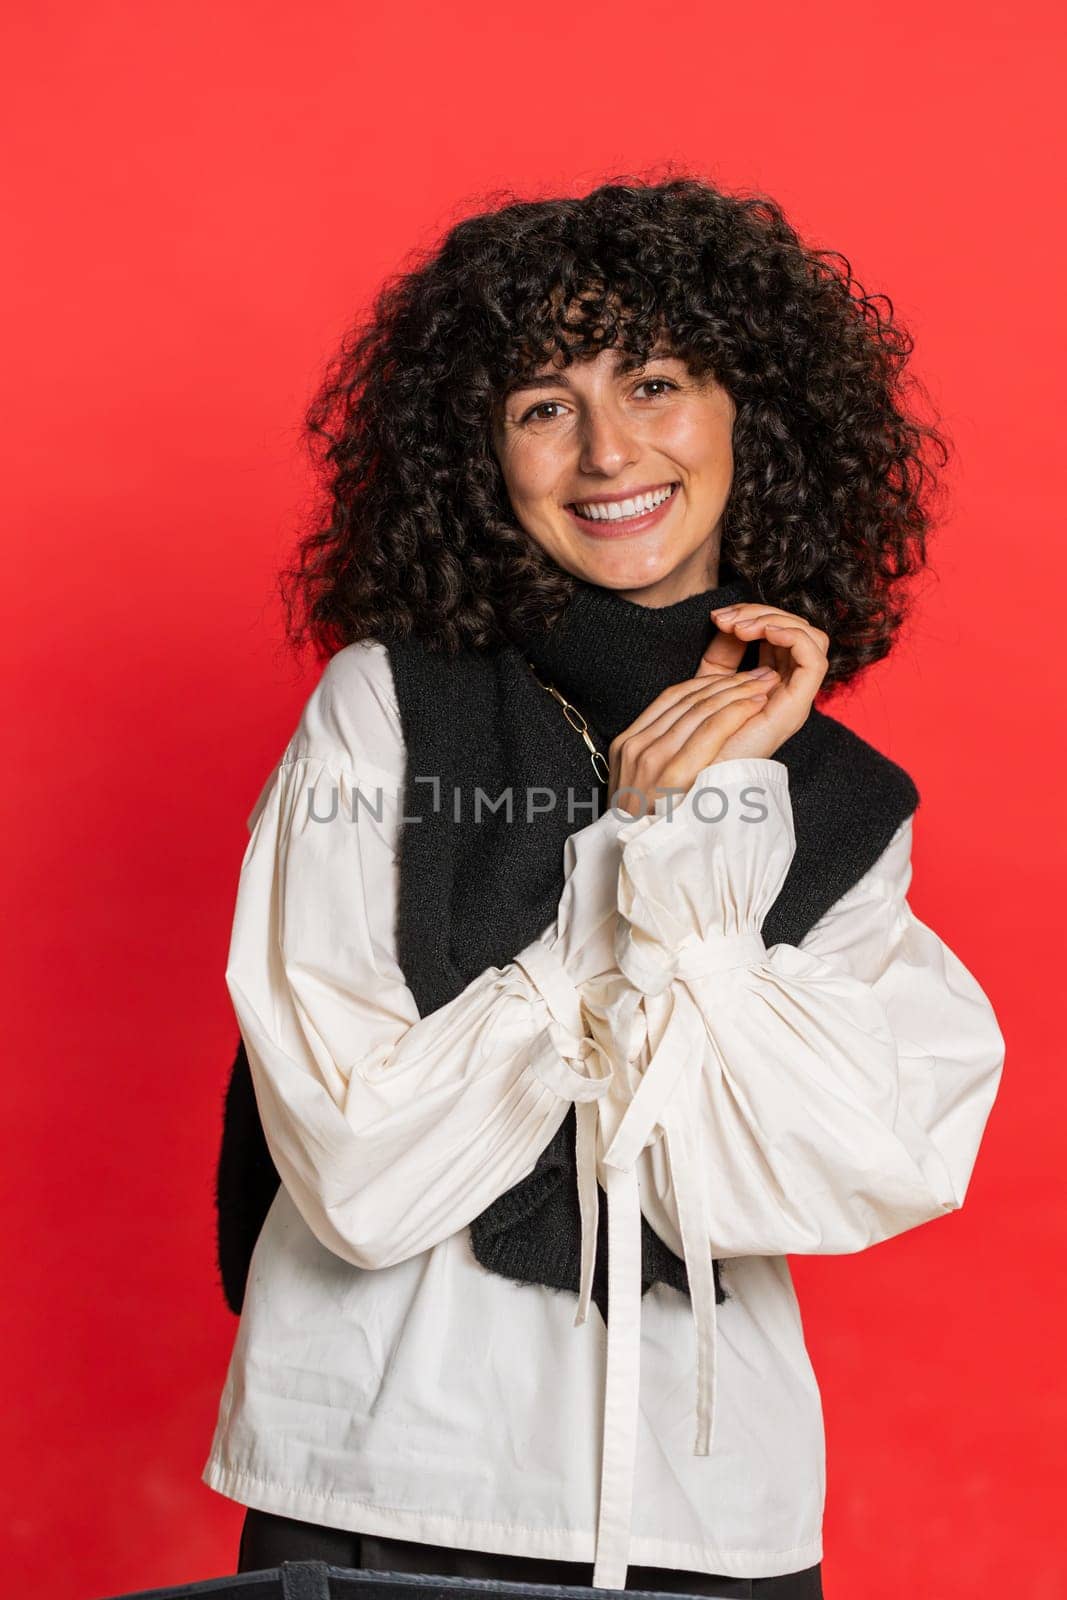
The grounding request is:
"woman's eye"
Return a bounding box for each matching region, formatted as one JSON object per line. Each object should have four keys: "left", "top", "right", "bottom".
{"left": 634, "top": 378, "right": 677, "bottom": 399}
{"left": 520, "top": 401, "right": 566, "bottom": 425}
{"left": 517, "top": 378, "right": 676, "bottom": 425}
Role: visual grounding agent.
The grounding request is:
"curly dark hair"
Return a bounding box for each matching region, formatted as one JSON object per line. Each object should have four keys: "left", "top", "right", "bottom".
{"left": 280, "top": 171, "right": 948, "bottom": 691}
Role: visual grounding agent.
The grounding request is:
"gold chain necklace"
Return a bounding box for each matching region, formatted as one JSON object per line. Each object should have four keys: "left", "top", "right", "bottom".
{"left": 526, "top": 659, "right": 610, "bottom": 784}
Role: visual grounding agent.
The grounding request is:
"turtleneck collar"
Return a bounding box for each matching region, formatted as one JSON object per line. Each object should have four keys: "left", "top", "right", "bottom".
{"left": 521, "top": 563, "right": 757, "bottom": 744}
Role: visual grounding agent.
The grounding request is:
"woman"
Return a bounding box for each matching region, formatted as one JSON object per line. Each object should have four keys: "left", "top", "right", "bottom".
{"left": 204, "top": 176, "right": 1005, "bottom": 1597}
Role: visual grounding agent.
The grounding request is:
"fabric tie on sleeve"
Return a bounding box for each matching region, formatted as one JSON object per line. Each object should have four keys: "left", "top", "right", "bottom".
{"left": 518, "top": 930, "right": 767, "bottom": 1591}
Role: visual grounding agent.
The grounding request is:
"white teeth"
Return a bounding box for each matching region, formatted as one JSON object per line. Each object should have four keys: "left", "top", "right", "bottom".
{"left": 572, "top": 484, "right": 676, "bottom": 521}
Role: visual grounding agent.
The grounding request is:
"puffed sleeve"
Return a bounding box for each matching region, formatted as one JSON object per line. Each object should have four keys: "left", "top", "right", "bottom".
{"left": 585, "top": 755, "right": 1006, "bottom": 1260}
{"left": 224, "top": 739, "right": 630, "bottom": 1272}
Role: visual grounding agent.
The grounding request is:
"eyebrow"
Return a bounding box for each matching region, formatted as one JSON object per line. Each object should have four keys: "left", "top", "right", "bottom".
{"left": 503, "top": 349, "right": 680, "bottom": 398}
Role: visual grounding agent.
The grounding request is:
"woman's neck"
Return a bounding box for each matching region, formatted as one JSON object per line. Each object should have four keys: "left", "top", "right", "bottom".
{"left": 521, "top": 566, "right": 756, "bottom": 743}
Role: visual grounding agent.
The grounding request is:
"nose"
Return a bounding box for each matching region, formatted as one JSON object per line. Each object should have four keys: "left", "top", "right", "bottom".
{"left": 577, "top": 401, "right": 639, "bottom": 478}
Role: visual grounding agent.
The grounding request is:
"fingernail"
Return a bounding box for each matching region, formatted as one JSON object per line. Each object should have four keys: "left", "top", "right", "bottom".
{"left": 712, "top": 606, "right": 738, "bottom": 618}
{"left": 750, "top": 667, "right": 775, "bottom": 678}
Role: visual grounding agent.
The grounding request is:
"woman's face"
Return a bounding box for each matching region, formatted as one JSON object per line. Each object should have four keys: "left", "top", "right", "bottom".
{"left": 491, "top": 344, "right": 736, "bottom": 607}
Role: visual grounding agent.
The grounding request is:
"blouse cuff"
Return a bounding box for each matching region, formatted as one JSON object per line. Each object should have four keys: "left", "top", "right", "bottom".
{"left": 548, "top": 800, "right": 634, "bottom": 988}
{"left": 611, "top": 758, "right": 796, "bottom": 995}
{"left": 513, "top": 939, "right": 615, "bottom": 1104}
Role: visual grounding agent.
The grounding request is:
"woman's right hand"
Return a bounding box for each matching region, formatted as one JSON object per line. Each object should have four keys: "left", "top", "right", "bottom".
{"left": 607, "top": 666, "right": 780, "bottom": 818}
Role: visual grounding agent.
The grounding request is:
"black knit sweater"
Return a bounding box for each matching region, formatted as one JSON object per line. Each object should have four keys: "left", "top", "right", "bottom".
{"left": 216, "top": 570, "right": 920, "bottom": 1322}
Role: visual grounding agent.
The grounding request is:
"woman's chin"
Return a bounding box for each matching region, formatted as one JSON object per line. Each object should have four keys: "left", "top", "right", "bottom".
{"left": 555, "top": 533, "right": 717, "bottom": 604}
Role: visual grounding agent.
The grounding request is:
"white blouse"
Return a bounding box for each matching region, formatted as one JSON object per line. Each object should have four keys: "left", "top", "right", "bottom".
{"left": 203, "top": 639, "right": 1005, "bottom": 1588}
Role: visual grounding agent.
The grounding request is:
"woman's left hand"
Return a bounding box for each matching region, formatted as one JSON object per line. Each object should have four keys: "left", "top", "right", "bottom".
{"left": 699, "top": 603, "right": 830, "bottom": 760}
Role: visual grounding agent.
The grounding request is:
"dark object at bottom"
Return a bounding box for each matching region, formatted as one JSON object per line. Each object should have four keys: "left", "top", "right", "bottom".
{"left": 95, "top": 1510, "right": 822, "bottom": 1600}
{"left": 236, "top": 1510, "right": 822, "bottom": 1599}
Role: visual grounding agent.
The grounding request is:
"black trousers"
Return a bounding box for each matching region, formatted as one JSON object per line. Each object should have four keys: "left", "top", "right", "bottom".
{"left": 237, "top": 1509, "right": 823, "bottom": 1598}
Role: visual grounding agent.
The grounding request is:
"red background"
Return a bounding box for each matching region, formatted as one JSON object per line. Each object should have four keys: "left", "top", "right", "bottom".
{"left": 4, "top": 2, "right": 1063, "bottom": 1596}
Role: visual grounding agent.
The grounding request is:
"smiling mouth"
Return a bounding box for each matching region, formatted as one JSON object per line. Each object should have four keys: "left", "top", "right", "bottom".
{"left": 567, "top": 483, "right": 679, "bottom": 522}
